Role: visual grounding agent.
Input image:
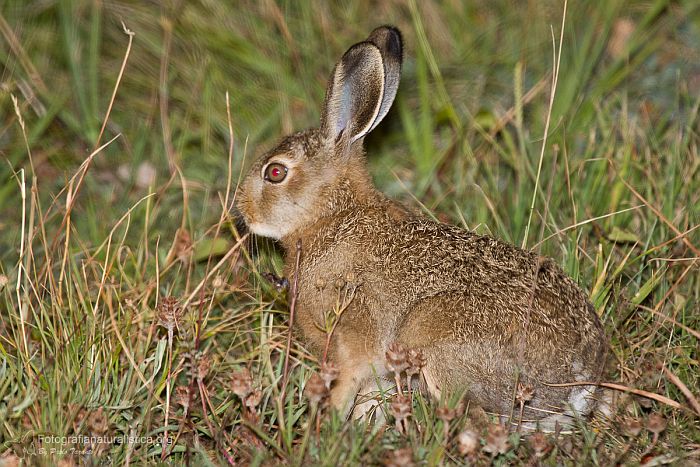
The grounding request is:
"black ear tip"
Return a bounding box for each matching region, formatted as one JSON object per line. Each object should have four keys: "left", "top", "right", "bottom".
{"left": 384, "top": 26, "right": 403, "bottom": 54}
{"left": 374, "top": 25, "right": 402, "bottom": 37}
{"left": 368, "top": 25, "right": 403, "bottom": 59}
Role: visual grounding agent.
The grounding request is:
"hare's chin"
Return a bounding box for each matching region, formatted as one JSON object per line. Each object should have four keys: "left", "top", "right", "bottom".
{"left": 247, "top": 222, "right": 286, "bottom": 240}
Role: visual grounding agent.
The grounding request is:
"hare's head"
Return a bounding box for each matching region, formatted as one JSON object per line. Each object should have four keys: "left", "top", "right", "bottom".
{"left": 237, "top": 26, "right": 403, "bottom": 240}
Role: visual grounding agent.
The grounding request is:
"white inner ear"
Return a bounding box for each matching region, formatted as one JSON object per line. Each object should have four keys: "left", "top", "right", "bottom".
{"left": 350, "top": 59, "right": 385, "bottom": 143}
{"left": 337, "top": 72, "right": 352, "bottom": 136}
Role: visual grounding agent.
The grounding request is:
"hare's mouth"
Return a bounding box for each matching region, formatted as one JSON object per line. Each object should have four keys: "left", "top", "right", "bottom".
{"left": 247, "top": 222, "right": 285, "bottom": 241}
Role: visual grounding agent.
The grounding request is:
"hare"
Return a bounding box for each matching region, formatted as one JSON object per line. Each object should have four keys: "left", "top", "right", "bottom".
{"left": 236, "top": 26, "right": 608, "bottom": 428}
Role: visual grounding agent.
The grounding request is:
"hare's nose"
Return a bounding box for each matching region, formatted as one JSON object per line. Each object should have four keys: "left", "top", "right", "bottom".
{"left": 230, "top": 208, "right": 249, "bottom": 235}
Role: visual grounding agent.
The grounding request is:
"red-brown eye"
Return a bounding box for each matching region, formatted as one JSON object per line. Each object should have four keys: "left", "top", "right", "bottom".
{"left": 264, "top": 163, "right": 288, "bottom": 183}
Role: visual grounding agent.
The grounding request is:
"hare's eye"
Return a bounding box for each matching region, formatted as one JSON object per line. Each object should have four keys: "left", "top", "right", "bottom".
{"left": 264, "top": 163, "right": 288, "bottom": 183}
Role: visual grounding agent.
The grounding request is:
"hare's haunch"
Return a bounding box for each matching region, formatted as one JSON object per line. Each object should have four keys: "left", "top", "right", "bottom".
{"left": 237, "top": 26, "right": 608, "bottom": 428}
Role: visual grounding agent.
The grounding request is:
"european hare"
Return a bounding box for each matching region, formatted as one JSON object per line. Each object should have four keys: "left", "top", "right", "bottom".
{"left": 237, "top": 26, "right": 608, "bottom": 428}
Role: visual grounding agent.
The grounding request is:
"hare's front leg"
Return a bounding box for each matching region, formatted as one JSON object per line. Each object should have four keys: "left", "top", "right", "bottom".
{"left": 328, "top": 337, "right": 386, "bottom": 418}
{"left": 329, "top": 362, "right": 370, "bottom": 417}
{"left": 329, "top": 375, "right": 357, "bottom": 415}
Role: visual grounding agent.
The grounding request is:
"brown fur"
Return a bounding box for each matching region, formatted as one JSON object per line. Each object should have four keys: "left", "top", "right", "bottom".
{"left": 236, "top": 27, "right": 608, "bottom": 426}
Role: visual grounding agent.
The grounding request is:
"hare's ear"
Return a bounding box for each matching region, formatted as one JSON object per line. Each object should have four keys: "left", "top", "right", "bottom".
{"left": 321, "top": 26, "right": 403, "bottom": 145}
{"left": 366, "top": 26, "right": 403, "bottom": 132}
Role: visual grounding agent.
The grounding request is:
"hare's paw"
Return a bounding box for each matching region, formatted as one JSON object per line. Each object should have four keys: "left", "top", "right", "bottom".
{"left": 350, "top": 378, "right": 395, "bottom": 424}
{"left": 328, "top": 350, "right": 388, "bottom": 419}
{"left": 327, "top": 355, "right": 368, "bottom": 415}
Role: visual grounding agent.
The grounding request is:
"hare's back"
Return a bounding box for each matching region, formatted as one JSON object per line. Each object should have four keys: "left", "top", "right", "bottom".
{"left": 379, "top": 217, "right": 607, "bottom": 383}
{"left": 370, "top": 217, "right": 600, "bottom": 334}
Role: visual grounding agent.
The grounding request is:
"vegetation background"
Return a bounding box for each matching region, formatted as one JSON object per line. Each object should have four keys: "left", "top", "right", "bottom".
{"left": 1, "top": 0, "right": 699, "bottom": 464}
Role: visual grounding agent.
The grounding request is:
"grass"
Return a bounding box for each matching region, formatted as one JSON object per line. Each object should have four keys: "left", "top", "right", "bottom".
{"left": 1, "top": 0, "right": 699, "bottom": 464}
